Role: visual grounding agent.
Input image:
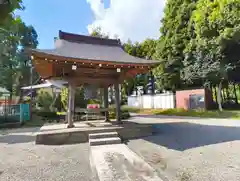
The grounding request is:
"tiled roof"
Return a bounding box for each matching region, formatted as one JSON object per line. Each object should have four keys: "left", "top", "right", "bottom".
{"left": 30, "top": 31, "right": 160, "bottom": 65}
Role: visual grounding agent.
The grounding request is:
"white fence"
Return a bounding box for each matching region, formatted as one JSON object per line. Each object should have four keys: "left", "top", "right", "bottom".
{"left": 127, "top": 93, "right": 175, "bottom": 109}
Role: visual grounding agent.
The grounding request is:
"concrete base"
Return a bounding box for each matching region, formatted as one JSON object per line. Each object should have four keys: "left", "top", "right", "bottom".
{"left": 90, "top": 144, "right": 162, "bottom": 181}
{"left": 89, "top": 137, "right": 121, "bottom": 146}
{"left": 67, "top": 124, "right": 75, "bottom": 128}
{"left": 35, "top": 120, "right": 153, "bottom": 145}
{"left": 89, "top": 132, "right": 119, "bottom": 139}
{"left": 89, "top": 131, "right": 122, "bottom": 146}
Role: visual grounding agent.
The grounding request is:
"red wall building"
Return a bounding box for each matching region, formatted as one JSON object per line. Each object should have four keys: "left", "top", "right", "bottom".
{"left": 176, "top": 88, "right": 213, "bottom": 110}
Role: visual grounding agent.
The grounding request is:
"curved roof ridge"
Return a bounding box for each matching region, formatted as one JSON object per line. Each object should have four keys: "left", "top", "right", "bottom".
{"left": 59, "top": 30, "right": 121, "bottom": 47}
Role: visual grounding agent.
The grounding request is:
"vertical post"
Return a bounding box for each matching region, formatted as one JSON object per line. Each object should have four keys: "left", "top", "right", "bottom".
{"left": 150, "top": 71, "right": 155, "bottom": 95}
{"left": 67, "top": 83, "right": 75, "bottom": 128}
{"left": 30, "top": 66, "right": 33, "bottom": 121}
{"left": 72, "top": 85, "right": 76, "bottom": 122}
{"left": 114, "top": 82, "right": 121, "bottom": 123}
{"left": 233, "top": 83, "right": 238, "bottom": 104}
{"left": 104, "top": 86, "right": 109, "bottom": 122}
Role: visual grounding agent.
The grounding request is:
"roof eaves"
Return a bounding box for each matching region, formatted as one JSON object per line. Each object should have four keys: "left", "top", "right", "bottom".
{"left": 29, "top": 48, "right": 162, "bottom": 66}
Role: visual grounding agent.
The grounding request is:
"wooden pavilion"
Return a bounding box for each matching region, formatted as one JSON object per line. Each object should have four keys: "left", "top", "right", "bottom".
{"left": 28, "top": 31, "right": 159, "bottom": 128}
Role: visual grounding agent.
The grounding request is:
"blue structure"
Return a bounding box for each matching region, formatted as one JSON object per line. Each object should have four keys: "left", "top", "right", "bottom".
{"left": 0, "top": 104, "right": 30, "bottom": 124}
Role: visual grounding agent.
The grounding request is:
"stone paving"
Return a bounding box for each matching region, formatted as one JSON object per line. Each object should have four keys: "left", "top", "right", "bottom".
{"left": 0, "top": 124, "right": 161, "bottom": 181}
{"left": 127, "top": 115, "right": 240, "bottom": 181}
{"left": 0, "top": 127, "right": 97, "bottom": 181}
{"left": 2, "top": 115, "right": 240, "bottom": 181}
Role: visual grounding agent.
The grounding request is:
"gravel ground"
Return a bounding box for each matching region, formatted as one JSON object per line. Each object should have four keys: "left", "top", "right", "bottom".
{"left": 0, "top": 128, "right": 97, "bottom": 181}
{"left": 91, "top": 144, "right": 162, "bottom": 181}
{"left": 127, "top": 116, "right": 240, "bottom": 181}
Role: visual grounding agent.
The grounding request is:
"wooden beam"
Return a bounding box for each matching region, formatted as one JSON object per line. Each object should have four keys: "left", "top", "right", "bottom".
{"left": 32, "top": 60, "right": 53, "bottom": 78}
{"left": 71, "top": 77, "right": 117, "bottom": 85}
{"left": 54, "top": 65, "right": 120, "bottom": 75}
{"left": 114, "top": 82, "right": 121, "bottom": 123}
{"left": 104, "top": 86, "right": 110, "bottom": 122}
{"left": 118, "top": 67, "right": 149, "bottom": 82}
{"left": 67, "top": 83, "right": 75, "bottom": 128}
{"left": 32, "top": 53, "right": 154, "bottom": 67}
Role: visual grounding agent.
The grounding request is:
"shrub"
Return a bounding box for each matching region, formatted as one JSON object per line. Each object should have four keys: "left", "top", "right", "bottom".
{"left": 75, "top": 87, "right": 87, "bottom": 108}
{"left": 121, "top": 105, "right": 141, "bottom": 113}
{"left": 153, "top": 108, "right": 228, "bottom": 118}
{"left": 36, "top": 111, "right": 58, "bottom": 120}
{"left": 60, "top": 87, "right": 87, "bottom": 111}
{"left": 35, "top": 89, "right": 54, "bottom": 111}
{"left": 60, "top": 88, "right": 68, "bottom": 111}
{"left": 109, "top": 108, "right": 130, "bottom": 120}
{"left": 88, "top": 99, "right": 100, "bottom": 104}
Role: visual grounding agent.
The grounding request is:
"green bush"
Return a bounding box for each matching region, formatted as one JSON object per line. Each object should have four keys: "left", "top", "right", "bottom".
{"left": 60, "top": 88, "right": 68, "bottom": 111}
{"left": 36, "top": 111, "right": 58, "bottom": 119}
{"left": 36, "top": 89, "right": 54, "bottom": 111}
{"left": 88, "top": 99, "right": 100, "bottom": 104}
{"left": 153, "top": 108, "right": 233, "bottom": 118}
{"left": 120, "top": 105, "right": 141, "bottom": 113}
{"left": 75, "top": 87, "right": 87, "bottom": 108}
{"left": 109, "top": 108, "right": 130, "bottom": 120}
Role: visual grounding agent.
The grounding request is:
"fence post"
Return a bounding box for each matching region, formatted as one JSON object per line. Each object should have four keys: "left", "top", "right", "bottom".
{"left": 20, "top": 104, "right": 22, "bottom": 123}
{"left": 151, "top": 94, "right": 154, "bottom": 109}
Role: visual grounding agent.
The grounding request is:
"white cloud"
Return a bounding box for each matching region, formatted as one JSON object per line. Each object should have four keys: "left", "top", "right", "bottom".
{"left": 86, "top": 0, "right": 166, "bottom": 42}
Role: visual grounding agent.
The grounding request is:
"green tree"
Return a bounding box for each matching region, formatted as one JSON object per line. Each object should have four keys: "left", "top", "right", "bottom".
{"left": 0, "top": 0, "right": 23, "bottom": 24}
{"left": 35, "top": 89, "right": 54, "bottom": 111}
{"left": 123, "top": 39, "right": 157, "bottom": 95}
{"left": 154, "top": 0, "right": 198, "bottom": 90}
{"left": 90, "top": 27, "right": 109, "bottom": 38}
{"left": 0, "top": 2, "right": 38, "bottom": 100}
{"left": 182, "top": 0, "right": 240, "bottom": 111}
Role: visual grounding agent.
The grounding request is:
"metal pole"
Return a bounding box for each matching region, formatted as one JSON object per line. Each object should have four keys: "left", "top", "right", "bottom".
{"left": 30, "top": 66, "right": 33, "bottom": 121}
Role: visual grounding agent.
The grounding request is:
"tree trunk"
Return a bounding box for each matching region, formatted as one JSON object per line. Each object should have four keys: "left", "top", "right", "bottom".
{"left": 217, "top": 80, "right": 223, "bottom": 111}
{"left": 226, "top": 84, "right": 230, "bottom": 100}
{"left": 127, "top": 86, "right": 130, "bottom": 96}
{"left": 214, "top": 86, "right": 218, "bottom": 102}
{"left": 233, "top": 83, "right": 238, "bottom": 104}
{"left": 222, "top": 88, "right": 225, "bottom": 102}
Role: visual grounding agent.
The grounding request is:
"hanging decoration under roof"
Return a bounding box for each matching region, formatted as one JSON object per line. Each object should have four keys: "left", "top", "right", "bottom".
{"left": 84, "top": 85, "right": 98, "bottom": 99}
{"left": 28, "top": 31, "right": 160, "bottom": 86}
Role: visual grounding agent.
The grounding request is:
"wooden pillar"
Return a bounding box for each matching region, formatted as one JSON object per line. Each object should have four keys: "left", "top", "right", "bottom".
{"left": 114, "top": 82, "right": 121, "bottom": 123}
{"left": 104, "top": 86, "right": 110, "bottom": 122}
{"left": 233, "top": 83, "right": 238, "bottom": 104}
{"left": 67, "top": 83, "right": 75, "bottom": 128}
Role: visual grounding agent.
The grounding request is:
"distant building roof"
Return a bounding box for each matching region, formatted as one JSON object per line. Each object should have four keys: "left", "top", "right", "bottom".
{"left": 29, "top": 31, "right": 160, "bottom": 65}
{"left": 0, "top": 87, "right": 10, "bottom": 97}
{"left": 21, "top": 80, "right": 67, "bottom": 90}
{"left": 0, "top": 87, "right": 9, "bottom": 93}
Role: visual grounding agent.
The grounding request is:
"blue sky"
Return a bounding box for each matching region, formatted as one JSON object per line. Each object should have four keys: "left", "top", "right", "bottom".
{"left": 16, "top": 0, "right": 164, "bottom": 49}
{"left": 16, "top": 0, "right": 110, "bottom": 49}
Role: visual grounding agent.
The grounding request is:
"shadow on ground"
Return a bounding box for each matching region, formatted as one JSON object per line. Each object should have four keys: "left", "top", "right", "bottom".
{"left": 0, "top": 134, "right": 35, "bottom": 144}
{"left": 141, "top": 122, "right": 240, "bottom": 151}
{"left": 130, "top": 114, "right": 204, "bottom": 120}
{"left": 0, "top": 127, "right": 38, "bottom": 144}
{"left": 130, "top": 113, "right": 240, "bottom": 120}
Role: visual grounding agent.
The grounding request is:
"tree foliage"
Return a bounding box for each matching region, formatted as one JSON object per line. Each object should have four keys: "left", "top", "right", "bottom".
{"left": 154, "top": 0, "right": 198, "bottom": 90}
{"left": 181, "top": 0, "right": 240, "bottom": 110}
{"left": 0, "top": 1, "right": 38, "bottom": 100}
{"left": 0, "top": 0, "right": 23, "bottom": 24}
{"left": 123, "top": 39, "right": 157, "bottom": 95}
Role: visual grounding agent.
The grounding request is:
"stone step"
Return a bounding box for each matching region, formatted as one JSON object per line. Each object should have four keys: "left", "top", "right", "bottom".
{"left": 89, "top": 132, "right": 118, "bottom": 139}
{"left": 89, "top": 137, "right": 121, "bottom": 146}
{"left": 90, "top": 144, "right": 163, "bottom": 181}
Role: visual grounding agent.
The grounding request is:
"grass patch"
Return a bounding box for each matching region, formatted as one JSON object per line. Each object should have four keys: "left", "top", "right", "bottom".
{"left": 153, "top": 108, "right": 240, "bottom": 119}
{"left": 121, "top": 106, "right": 240, "bottom": 119}
{"left": 22, "top": 114, "right": 46, "bottom": 127}
{"left": 57, "top": 112, "right": 66, "bottom": 115}
{"left": 120, "top": 105, "right": 141, "bottom": 113}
